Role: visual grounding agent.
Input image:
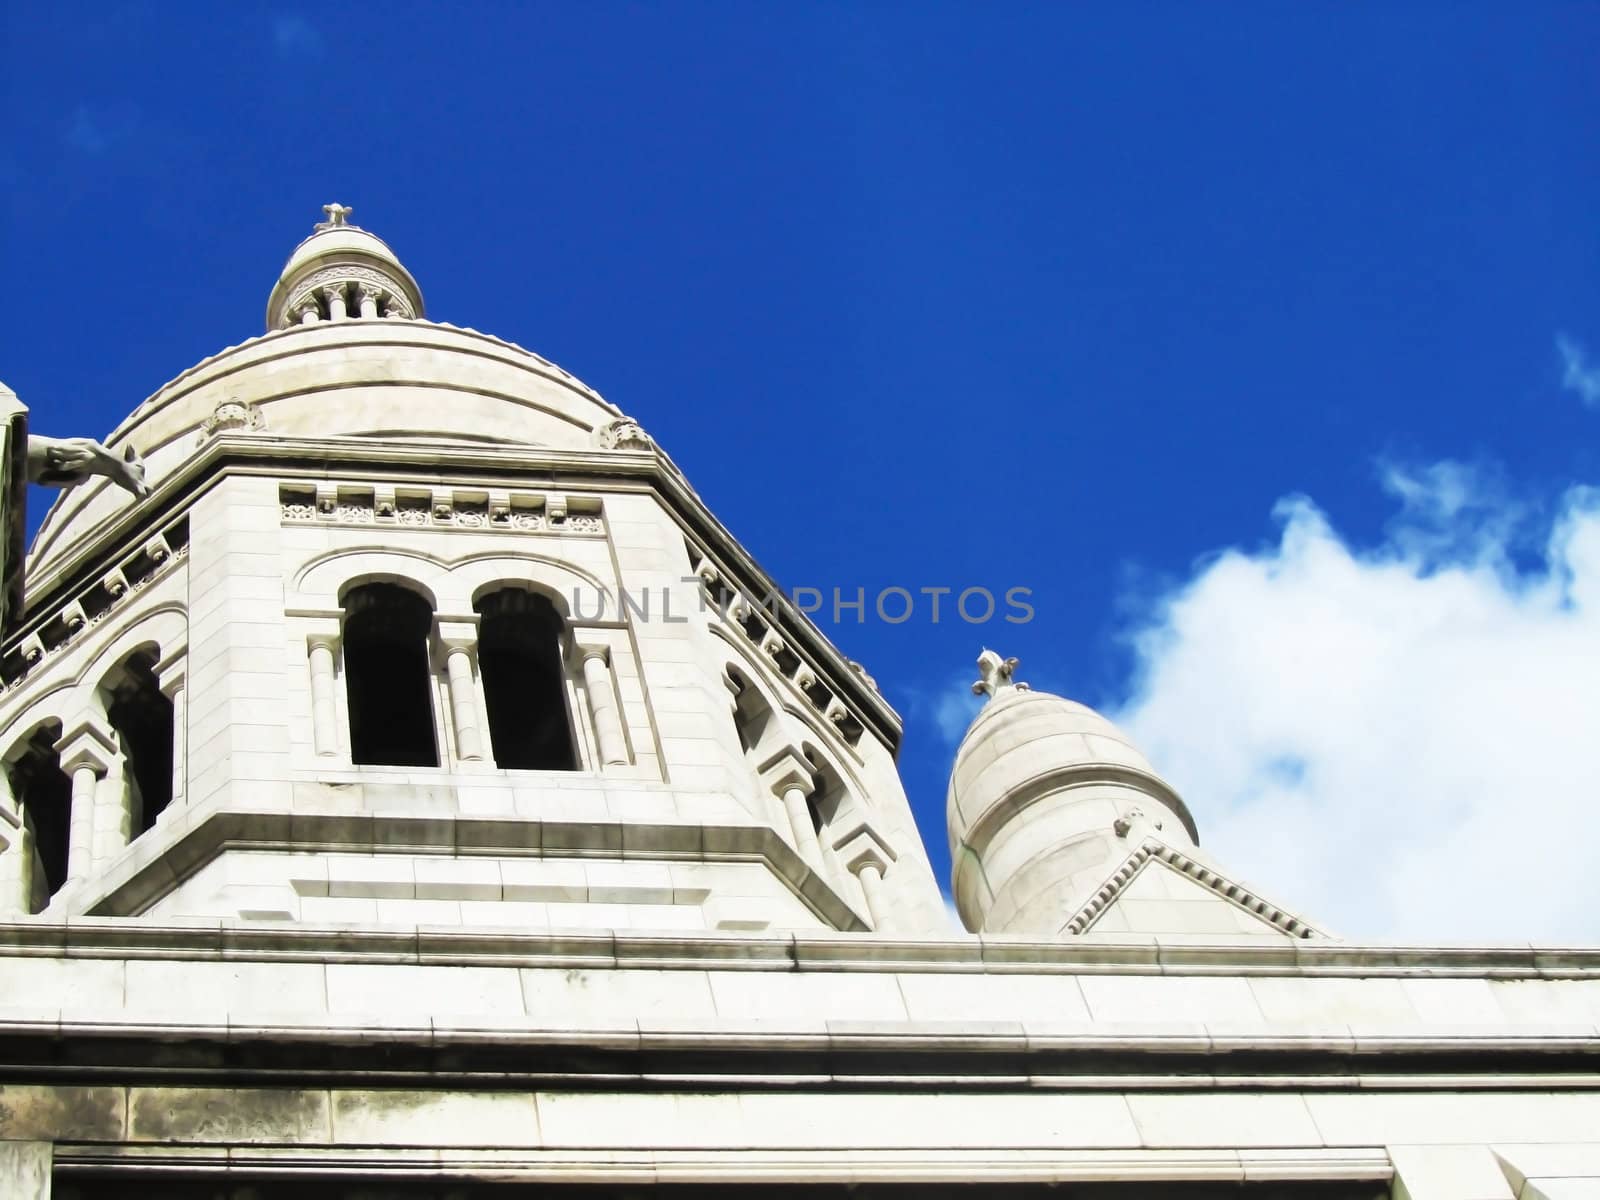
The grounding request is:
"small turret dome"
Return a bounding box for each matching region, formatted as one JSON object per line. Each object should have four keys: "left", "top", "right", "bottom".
{"left": 946, "top": 651, "right": 1196, "bottom": 935}
{"left": 265, "top": 203, "right": 424, "bottom": 330}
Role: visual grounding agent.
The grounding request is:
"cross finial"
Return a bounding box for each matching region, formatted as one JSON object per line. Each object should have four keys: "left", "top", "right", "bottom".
{"left": 972, "top": 649, "right": 1028, "bottom": 700}
{"left": 317, "top": 202, "right": 353, "bottom": 230}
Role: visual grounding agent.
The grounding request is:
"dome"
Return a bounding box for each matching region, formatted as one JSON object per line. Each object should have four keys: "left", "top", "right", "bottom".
{"left": 25, "top": 203, "right": 631, "bottom": 582}
{"left": 945, "top": 651, "right": 1197, "bottom": 934}
{"left": 264, "top": 204, "right": 425, "bottom": 330}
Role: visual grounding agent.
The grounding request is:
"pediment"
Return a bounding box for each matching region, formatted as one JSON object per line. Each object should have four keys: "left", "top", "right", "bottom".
{"left": 1066, "top": 837, "right": 1326, "bottom": 940}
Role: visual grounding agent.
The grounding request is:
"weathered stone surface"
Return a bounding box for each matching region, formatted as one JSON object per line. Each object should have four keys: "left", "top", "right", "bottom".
{"left": 128, "top": 1087, "right": 329, "bottom": 1144}
{"left": 0, "top": 1086, "right": 125, "bottom": 1141}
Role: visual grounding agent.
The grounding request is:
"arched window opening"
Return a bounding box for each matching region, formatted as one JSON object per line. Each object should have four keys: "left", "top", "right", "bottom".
{"left": 8, "top": 723, "right": 69, "bottom": 911}
{"left": 475, "top": 588, "right": 576, "bottom": 771}
{"left": 806, "top": 754, "right": 854, "bottom": 842}
{"left": 104, "top": 650, "right": 174, "bottom": 837}
{"left": 729, "top": 670, "right": 775, "bottom": 757}
{"left": 344, "top": 583, "right": 439, "bottom": 767}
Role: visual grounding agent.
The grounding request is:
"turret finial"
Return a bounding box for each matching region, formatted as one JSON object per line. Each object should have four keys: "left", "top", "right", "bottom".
{"left": 317, "top": 202, "right": 354, "bottom": 230}
{"left": 972, "top": 649, "right": 1029, "bottom": 700}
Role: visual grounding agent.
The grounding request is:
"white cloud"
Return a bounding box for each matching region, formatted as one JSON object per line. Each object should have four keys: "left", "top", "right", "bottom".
{"left": 1112, "top": 463, "right": 1600, "bottom": 943}
{"left": 932, "top": 683, "right": 983, "bottom": 746}
{"left": 1558, "top": 335, "right": 1600, "bottom": 408}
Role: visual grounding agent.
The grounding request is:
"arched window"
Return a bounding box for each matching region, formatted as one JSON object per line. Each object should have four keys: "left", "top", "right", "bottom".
{"left": 475, "top": 588, "right": 576, "bottom": 771}
{"left": 343, "top": 583, "right": 439, "bottom": 767}
{"left": 103, "top": 649, "right": 174, "bottom": 837}
{"left": 728, "top": 668, "right": 777, "bottom": 759}
{"left": 7, "top": 722, "right": 69, "bottom": 911}
{"left": 807, "top": 754, "right": 850, "bottom": 840}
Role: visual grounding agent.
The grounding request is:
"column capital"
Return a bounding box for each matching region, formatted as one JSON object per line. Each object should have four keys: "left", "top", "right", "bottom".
{"left": 55, "top": 717, "right": 119, "bottom": 775}
{"left": 434, "top": 613, "right": 480, "bottom": 653}
{"left": 306, "top": 628, "right": 341, "bottom": 654}
{"left": 758, "top": 745, "right": 813, "bottom": 797}
{"left": 573, "top": 641, "right": 611, "bottom": 667}
{"left": 831, "top": 820, "right": 896, "bottom": 877}
{"left": 295, "top": 610, "right": 342, "bottom": 652}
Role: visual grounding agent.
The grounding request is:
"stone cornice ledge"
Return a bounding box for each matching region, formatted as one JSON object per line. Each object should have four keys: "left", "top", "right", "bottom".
{"left": 75, "top": 807, "right": 870, "bottom": 932}
{"left": 1, "top": 916, "right": 1597, "bottom": 978}
{"left": 50, "top": 1145, "right": 1396, "bottom": 1186}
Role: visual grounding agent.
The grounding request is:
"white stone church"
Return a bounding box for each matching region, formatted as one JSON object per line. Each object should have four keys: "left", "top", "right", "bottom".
{"left": 0, "top": 208, "right": 1596, "bottom": 1198}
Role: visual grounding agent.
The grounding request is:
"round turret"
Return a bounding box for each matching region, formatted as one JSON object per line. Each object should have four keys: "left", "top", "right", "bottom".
{"left": 947, "top": 650, "right": 1197, "bottom": 935}
{"left": 265, "top": 203, "right": 424, "bottom": 330}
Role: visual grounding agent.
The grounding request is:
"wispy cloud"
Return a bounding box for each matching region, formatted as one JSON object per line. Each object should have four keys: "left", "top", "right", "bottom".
{"left": 1112, "top": 458, "right": 1600, "bottom": 942}
{"left": 273, "top": 14, "right": 326, "bottom": 59}
{"left": 898, "top": 669, "right": 984, "bottom": 760}
{"left": 1558, "top": 335, "right": 1600, "bottom": 409}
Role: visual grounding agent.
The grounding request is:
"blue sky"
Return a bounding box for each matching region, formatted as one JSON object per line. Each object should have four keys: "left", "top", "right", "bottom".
{"left": 4, "top": 3, "right": 1599, "bottom": 938}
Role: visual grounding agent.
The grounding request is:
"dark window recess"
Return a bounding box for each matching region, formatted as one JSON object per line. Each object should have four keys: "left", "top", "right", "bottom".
{"left": 105, "top": 650, "right": 175, "bottom": 837}
{"left": 8, "top": 723, "right": 69, "bottom": 911}
{"left": 476, "top": 588, "right": 576, "bottom": 771}
{"left": 729, "top": 670, "right": 774, "bottom": 757}
{"left": 344, "top": 583, "right": 439, "bottom": 767}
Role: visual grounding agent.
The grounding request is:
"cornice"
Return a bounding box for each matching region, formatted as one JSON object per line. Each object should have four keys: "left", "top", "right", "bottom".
{"left": 14, "top": 434, "right": 904, "bottom": 746}
{"left": 1, "top": 914, "right": 1596, "bottom": 979}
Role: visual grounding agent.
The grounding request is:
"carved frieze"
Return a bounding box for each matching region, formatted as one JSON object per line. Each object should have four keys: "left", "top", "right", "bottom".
{"left": 280, "top": 483, "right": 603, "bottom": 536}
{"left": 1, "top": 519, "right": 190, "bottom": 688}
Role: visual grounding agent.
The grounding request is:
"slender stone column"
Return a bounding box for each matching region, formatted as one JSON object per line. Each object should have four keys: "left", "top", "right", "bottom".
{"left": 321, "top": 283, "right": 348, "bottom": 321}
{"left": 55, "top": 720, "right": 116, "bottom": 886}
{"left": 444, "top": 647, "right": 484, "bottom": 761}
{"left": 164, "top": 677, "right": 186, "bottom": 805}
{"left": 434, "top": 618, "right": 484, "bottom": 764}
{"left": 577, "top": 645, "right": 628, "bottom": 767}
{"left": 761, "top": 751, "right": 824, "bottom": 869}
{"left": 853, "top": 857, "right": 888, "bottom": 926}
{"left": 307, "top": 633, "right": 341, "bottom": 757}
{"left": 834, "top": 823, "right": 898, "bottom": 931}
{"left": 782, "top": 782, "right": 824, "bottom": 866}
{"left": 356, "top": 284, "right": 381, "bottom": 319}
{"left": 295, "top": 297, "right": 321, "bottom": 325}
{"left": 383, "top": 294, "right": 409, "bottom": 319}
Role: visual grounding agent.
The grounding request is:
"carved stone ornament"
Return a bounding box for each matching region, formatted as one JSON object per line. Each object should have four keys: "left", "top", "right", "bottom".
{"left": 972, "top": 649, "right": 1030, "bottom": 700}
{"left": 201, "top": 400, "right": 266, "bottom": 439}
{"left": 595, "top": 416, "right": 653, "bottom": 452}
{"left": 848, "top": 659, "right": 879, "bottom": 693}
{"left": 290, "top": 264, "right": 411, "bottom": 318}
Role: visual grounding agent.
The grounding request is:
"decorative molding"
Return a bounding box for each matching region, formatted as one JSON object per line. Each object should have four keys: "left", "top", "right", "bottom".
{"left": 200, "top": 400, "right": 266, "bottom": 439}
{"left": 690, "top": 550, "right": 867, "bottom": 750}
{"left": 1065, "top": 837, "right": 1323, "bottom": 939}
{"left": 595, "top": 416, "right": 653, "bottom": 451}
{"left": 0, "top": 518, "right": 189, "bottom": 688}
{"left": 289, "top": 263, "right": 412, "bottom": 317}
{"left": 279, "top": 483, "right": 603, "bottom": 536}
